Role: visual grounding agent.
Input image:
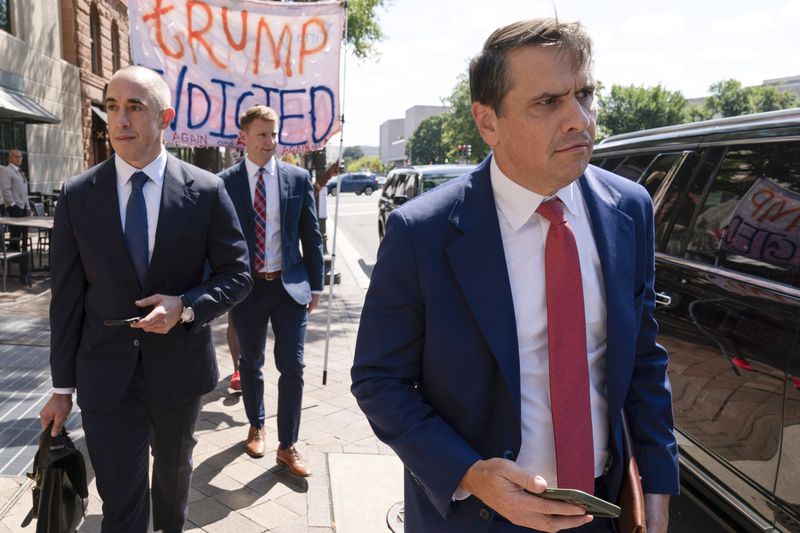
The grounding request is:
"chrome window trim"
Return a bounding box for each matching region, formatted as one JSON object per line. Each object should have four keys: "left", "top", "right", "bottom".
{"left": 655, "top": 252, "right": 800, "bottom": 301}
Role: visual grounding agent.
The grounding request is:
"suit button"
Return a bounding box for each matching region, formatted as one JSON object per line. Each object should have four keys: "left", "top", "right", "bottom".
{"left": 133, "top": 339, "right": 140, "bottom": 347}
{"left": 503, "top": 450, "right": 515, "bottom": 460}
{"left": 479, "top": 508, "right": 491, "bottom": 521}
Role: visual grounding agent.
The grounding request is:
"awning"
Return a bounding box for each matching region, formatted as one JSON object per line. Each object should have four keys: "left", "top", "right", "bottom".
{"left": 91, "top": 105, "right": 107, "bottom": 124}
{"left": 0, "top": 86, "right": 60, "bottom": 124}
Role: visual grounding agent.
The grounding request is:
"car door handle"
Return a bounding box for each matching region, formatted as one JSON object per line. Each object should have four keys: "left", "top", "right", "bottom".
{"left": 655, "top": 291, "right": 672, "bottom": 307}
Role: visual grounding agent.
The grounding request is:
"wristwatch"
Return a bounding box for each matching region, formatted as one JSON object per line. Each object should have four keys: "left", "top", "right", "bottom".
{"left": 179, "top": 295, "right": 195, "bottom": 323}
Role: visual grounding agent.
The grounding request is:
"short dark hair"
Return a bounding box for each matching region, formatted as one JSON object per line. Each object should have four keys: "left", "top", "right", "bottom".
{"left": 239, "top": 105, "right": 279, "bottom": 132}
{"left": 469, "top": 18, "right": 592, "bottom": 115}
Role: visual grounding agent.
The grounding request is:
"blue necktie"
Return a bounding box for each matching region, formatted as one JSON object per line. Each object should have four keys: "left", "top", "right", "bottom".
{"left": 125, "top": 171, "right": 149, "bottom": 286}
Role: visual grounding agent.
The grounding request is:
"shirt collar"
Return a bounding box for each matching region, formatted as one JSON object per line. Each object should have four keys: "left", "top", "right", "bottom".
{"left": 489, "top": 156, "right": 581, "bottom": 231}
{"left": 115, "top": 148, "right": 167, "bottom": 188}
{"left": 245, "top": 155, "right": 276, "bottom": 179}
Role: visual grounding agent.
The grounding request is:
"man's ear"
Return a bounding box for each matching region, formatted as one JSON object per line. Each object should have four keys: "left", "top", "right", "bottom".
{"left": 472, "top": 102, "right": 499, "bottom": 147}
{"left": 161, "top": 107, "right": 176, "bottom": 130}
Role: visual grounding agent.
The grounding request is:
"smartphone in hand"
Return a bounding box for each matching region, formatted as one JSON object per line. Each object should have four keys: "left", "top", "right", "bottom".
{"left": 536, "top": 488, "right": 621, "bottom": 518}
{"left": 103, "top": 317, "right": 141, "bottom": 326}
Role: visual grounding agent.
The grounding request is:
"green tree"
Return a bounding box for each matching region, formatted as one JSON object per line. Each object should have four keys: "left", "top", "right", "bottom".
{"left": 597, "top": 84, "right": 687, "bottom": 136}
{"left": 342, "top": 146, "right": 365, "bottom": 160}
{"left": 346, "top": 155, "right": 383, "bottom": 173}
{"left": 406, "top": 115, "right": 447, "bottom": 164}
{"left": 699, "top": 79, "right": 798, "bottom": 119}
{"left": 441, "top": 73, "right": 490, "bottom": 163}
{"left": 346, "top": 0, "right": 390, "bottom": 59}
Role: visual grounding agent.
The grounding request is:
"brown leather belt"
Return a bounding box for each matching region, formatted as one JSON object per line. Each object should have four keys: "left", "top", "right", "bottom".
{"left": 253, "top": 270, "right": 282, "bottom": 281}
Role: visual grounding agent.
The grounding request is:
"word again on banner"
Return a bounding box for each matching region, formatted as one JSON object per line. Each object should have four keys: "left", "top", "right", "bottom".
{"left": 128, "top": 0, "right": 344, "bottom": 152}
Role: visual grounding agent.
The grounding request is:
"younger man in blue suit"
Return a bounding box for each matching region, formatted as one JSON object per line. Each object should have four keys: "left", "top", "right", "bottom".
{"left": 219, "top": 105, "right": 324, "bottom": 476}
{"left": 352, "top": 18, "right": 678, "bottom": 533}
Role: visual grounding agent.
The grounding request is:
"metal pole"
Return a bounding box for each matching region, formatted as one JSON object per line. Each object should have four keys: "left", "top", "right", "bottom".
{"left": 322, "top": 0, "right": 349, "bottom": 385}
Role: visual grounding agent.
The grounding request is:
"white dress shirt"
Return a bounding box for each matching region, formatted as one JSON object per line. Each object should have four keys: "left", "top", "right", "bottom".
{"left": 492, "top": 157, "right": 610, "bottom": 487}
{"left": 53, "top": 149, "right": 168, "bottom": 396}
{"left": 245, "top": 156, "right": 282, "bottom": 273}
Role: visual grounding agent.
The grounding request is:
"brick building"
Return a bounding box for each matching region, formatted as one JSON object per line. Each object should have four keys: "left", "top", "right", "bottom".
{"left": 60, "top": 0, "right": 130, "bottom": 168}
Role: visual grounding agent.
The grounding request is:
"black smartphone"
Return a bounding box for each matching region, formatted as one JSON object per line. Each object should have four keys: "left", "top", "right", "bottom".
{"left": 103, "top": 317, "right": 141, "bottom": 326}
{"left": 536, "top": 488, "right": 621, "bottom": 518}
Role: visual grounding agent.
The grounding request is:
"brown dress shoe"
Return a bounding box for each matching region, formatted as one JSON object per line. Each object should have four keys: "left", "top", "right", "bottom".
{"left": 276, "top": 445, "right": 312, "bottom": 477}
{"left": 245, "top": 426, "right": 265, "bottom": 458}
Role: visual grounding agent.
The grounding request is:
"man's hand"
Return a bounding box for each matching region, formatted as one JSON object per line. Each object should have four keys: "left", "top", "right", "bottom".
{"left": 308, "top": 293, "right": 320, "bottom": 314}
{"left": 132, "top": 294, "right": 183, "bottom": 334}
{"left": 644, "top": 493, "right": 670, "bottom": 533}
{"left": 40, "top": 393, "right": 73, "bottom": 437}
{"left": 459, "top": 458, "right": 593, "bottom": 532}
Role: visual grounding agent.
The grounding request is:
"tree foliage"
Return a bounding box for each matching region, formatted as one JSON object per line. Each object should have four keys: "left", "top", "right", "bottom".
{"left": 598, "top": 84, "right": 687, "bottom": 137}
{"left": 347, "top": 155, "right": 383, "bottom": 173}
{"left": 345, "top": 0, "right": 390, "bottom": 59}
{"left": 696, "top": 79, "right": 800, "bottom": 119}
{"left": 441, "top": 73, "right": 489, "bottom": 163}
{"left": 406, "top": 114, "right": 447, "bottom": 164}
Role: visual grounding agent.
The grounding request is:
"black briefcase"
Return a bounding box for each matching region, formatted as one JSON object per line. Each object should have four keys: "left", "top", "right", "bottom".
{"left": 21, "top": 423, "right": 88, "bottom": 533}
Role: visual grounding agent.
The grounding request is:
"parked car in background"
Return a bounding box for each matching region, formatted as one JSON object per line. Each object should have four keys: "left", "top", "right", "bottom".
{"left": 593, "top": 107, "right": 800, "bottom": 532}
{"left": 376, "top": 175, "right": 388, "bottom": 187}
{"left": 327, "top": 172, "right": 379, "bottom": 196}
{"left": 378, "top": 164, "right": 476, "bottom": 240}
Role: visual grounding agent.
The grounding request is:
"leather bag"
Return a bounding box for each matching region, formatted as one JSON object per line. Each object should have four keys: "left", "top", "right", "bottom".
{"left": 618, "top": 412, "right": 647, "bottom": 533}
{"left": 21, "top": 423, "right": 88, "bottom": 533}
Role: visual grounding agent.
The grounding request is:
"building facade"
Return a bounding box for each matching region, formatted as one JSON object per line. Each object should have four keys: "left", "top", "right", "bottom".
{"left": 0, "top": 0, "right": 83, "bottom": 194}
{"left": 60, "top": 0, "right": 131, "bottom": 169}
{"left": 379, "top": 105, "right": 449, "bottom": 167}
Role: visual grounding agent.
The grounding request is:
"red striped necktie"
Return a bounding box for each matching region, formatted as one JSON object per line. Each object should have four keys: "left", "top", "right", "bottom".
{"left": 536, "top": 197, "right": 595, "bottom": 494}
{"left": 253, "top": 167, "right": 267, "bottom": 272}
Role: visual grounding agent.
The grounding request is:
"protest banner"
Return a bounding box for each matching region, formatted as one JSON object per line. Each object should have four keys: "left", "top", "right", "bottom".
{"left": 128, "top": 0, "right": 344, "bottom": 152}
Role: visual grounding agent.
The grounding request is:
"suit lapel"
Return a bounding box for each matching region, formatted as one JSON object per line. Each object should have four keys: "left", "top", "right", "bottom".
{"left": 85, "top": 158, "right": 141, "bottom": 290}
{"left": 144, "top": 155, "right": 199, "bottom": 293}
{"left": 445, "top": 158, "right": 521, "bottom": 421}
{"left": 231, "top": 161, "right": 255, "bottom": 244}
{"left": 579, "top": 168, "right": 635, "bottom": 428}
{"left": 276, "top": 159, "right": 289, "bottom": 230}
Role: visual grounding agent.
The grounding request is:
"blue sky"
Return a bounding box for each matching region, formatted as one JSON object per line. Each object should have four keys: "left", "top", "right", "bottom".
{"left": 334, "top": 0, "right": 800, "bottom": 147}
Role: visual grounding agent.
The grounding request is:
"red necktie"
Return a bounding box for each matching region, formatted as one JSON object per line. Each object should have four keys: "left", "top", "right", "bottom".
{"left": 537, "top": 198, "right": 595, "bottom": 494}
{"left": 253, "top": 167, "right": 267, "bottom": 272}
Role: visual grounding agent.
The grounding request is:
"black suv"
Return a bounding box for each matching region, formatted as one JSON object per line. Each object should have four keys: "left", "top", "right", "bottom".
{"left": 593, "top": 108, "right": 800, "bottom": 532}
{"left": 378, "top": 164, "right": 475, "bottom": 239}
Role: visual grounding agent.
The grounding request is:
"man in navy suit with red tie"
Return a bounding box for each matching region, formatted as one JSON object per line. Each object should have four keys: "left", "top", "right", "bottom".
{"left": 352, "top": 19, "right": 679, "bottom": 533}
{"left": 218, "top": 105, "right": 324, "bottom": 476}
{"left": 40, "top": 66, "right": 252, "bottom": 532}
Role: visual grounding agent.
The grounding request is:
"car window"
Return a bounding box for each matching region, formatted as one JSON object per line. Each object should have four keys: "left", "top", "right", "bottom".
{"left": 657, "top": 149, "right": 717, "bottom": 254}
{"left": 403, "top": 174, "right": 419, "bottom": 198}
{"left": 640, "top": 153, "right": 683, "bottom": 197}
{"left": 614, "top": 154, "right": 657, "bottom": 181}
{"left": 382, "top": 174, "right": 398, "bottom": 198}
{"left": 597, "top": 156, "right": 625, "bottom": 172}
{"left": 684, "top": 141, "right": 800, "bottom": 287}
{"left": 392, "top": 174, "right": 409, "bottom": 198}
{"left": 420, "top": 171, "right": 463, "bottom": 193}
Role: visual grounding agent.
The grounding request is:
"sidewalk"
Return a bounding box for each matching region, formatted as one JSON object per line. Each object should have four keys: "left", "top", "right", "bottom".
{"left": 0, "top": 238, "right": 404, "bottom": 532}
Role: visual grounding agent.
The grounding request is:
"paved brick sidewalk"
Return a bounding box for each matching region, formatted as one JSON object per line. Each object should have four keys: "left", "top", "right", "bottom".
{"left": 0, "top": 251, "right": 401, "bottom": 532}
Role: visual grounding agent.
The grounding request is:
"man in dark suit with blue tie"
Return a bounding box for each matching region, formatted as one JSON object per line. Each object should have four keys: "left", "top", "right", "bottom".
{"left": 218, "top": 105, "right": 323, "bottom": 476}
{"left": 39, "top": 66, "right": 252, "bottom": 532}
{"left": 352, "top": 19, "right": 679, "bottom": 533}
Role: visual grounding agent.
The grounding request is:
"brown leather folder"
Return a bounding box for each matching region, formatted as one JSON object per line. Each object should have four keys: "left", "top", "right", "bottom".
{"left": 618, "top": 412, "right": 647, "bottom": 533}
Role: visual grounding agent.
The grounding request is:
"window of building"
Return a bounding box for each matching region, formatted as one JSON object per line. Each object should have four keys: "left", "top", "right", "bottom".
{"left": 0, "top": 119, "right": 28, "bottom": 173}
{"left": 0, "top": 0, "right": 13, "bottom": 34}
{"left": 90, "top": 3, "right": 102, "bottom": 75}
{"left": 111, "top": 20, "right": 120, "bottom": 73}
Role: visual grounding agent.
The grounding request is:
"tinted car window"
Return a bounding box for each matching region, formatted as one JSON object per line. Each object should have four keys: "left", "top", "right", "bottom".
{"left": 598, "top": 156, "right": 625, "bottom": 171}
{"left": 684, "top": 142, "right": 800, "bottom": 288}
{"left": 615, "top": 154, "right": 657, "bottom": 181}
{"left": 420, "top": 171, "right": 464, "bottom": 193}
{"left": 660, "top": 150, "right": 720, "bottom": 255}
{"left": 381, "top": 175, "right": 396, "bottom": 198}
{"left": 640, "top": 153, "right": 683, "bottom": 197}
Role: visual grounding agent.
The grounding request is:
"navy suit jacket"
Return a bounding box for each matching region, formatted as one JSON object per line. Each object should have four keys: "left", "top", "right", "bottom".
{"left": 49, "top": 154, "right": 252, "bottom": 412}
{"left": 351, "top": 155, "right": 680, "bottom": 532}
{"left": 218, "top": 159, "right": 324, "bottom": 305}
